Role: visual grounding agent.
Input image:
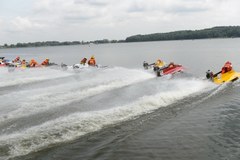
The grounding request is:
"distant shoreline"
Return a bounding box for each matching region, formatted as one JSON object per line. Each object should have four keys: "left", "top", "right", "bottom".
{"left": 125, "top": 26, "right": 240, "bottom": 42}
{"left": 1, "top": 26, "right": 240, "bottom": 49}
{"left": 0, "top": 40, "right": 125, "bottom": 49}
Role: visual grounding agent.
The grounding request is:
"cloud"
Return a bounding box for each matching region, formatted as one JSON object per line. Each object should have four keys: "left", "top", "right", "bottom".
{"left": 126, "top": 0, "right": 211, "bottom": 14}
{"left": 0, "top": 17, "right": 2, "bottom": 27}
{"left": 29, "top": 0, "right": 220, "bottom": 27}
{"left": 9, "top": 16, "right": 45, "bottom": 32}
{"left": 1, "top": 0, "right": 240, "bottom": 44}
{"left": 74, "top": 0, "right": 109, "bottom": 6}
{"left": 32, "top": 0, "right": 107, "bottom": 25}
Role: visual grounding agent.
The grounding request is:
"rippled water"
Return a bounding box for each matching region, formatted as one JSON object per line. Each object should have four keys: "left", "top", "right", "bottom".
{"left": 0, "top": 39, "right": 240, "bottom": 160}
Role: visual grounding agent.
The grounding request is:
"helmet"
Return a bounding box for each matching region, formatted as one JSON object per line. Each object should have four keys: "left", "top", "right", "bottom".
{"left": 225, "top": 61, "right": 231, "bottom": 64}
{"left": 224, "top": 61, "right": 232, "bottom": 67}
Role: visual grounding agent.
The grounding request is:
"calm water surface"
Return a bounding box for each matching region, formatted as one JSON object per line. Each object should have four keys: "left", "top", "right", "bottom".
{"left": 0, "top": 39, "right": 239, "bottom": 160}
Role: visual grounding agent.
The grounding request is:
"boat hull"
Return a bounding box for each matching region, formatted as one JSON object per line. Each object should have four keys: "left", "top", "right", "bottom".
{"left": 213, "top": 70, "right": 240, "bottom": 84}
{"left": 157, "top": 65, "right": 184, "bottom": 77}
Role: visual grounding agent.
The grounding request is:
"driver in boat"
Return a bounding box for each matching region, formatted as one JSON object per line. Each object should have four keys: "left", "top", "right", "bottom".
{"left": 88, "top": 56, "right": 96, "bottom": 66}
{"left": 21, "top": 59, "right": 27, "bottom": 67}
{"left": 13, "top": 56, "right": 21, "bottom": 63}
{"left": 168, "top": 62, "right": 175, "bottom": 68}
{"left": 80, "top": 57, "right": 87, "bottom": 65}
{"left": 0, "top": 58, "right": 3, "bottom": 64}
{"left": 29, "top": 59, "right": 38, "bottom": 67}
{"left": 41, "top": 58, "right": 50, "bottom": 66}
{"left": 221, "top": 61, "right": 232, "bottom": 74}
{"left": 154, "top": 59, "right": 165, "bottom": 67}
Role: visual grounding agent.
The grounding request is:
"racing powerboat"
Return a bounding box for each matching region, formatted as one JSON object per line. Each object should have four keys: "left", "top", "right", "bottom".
{"left": 143, "top": 61, "right": 184, "bottom": 77}
{"left": 60, "top": 63, "right": 108, "bottom": 72}
{"left": 0, "top": 57, "right": 12, "bottom": 67}
{"left": 7, "top": 62, "right": 59, "bottom": 72}
{"left": 211, "top": 70, "right": 240, "bottom": 84}
{"left": 156, "top": 64, "right": 184, "bottom": 77}
{"left": 206, "top": 61, "right": 240, "bottom": 84}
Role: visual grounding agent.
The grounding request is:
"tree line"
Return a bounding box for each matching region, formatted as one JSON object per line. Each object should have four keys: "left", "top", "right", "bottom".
{"left": 125, "top": 26, "right": 240, "bottom": 42}
{"left": 1, "top": 26, "right": 240, "bottom": 48}
{"left": 0, "top": 39, "right": 124, "bottom": 48}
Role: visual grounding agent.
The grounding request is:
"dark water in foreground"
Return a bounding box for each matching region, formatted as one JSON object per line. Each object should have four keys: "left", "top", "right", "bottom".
{"left": 0, "top": 39, "right": 240, "bottom": 160}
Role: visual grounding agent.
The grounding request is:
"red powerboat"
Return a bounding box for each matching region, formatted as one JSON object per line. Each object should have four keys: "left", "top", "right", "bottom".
{"left": 156, "top": 63, "right": 184, "bottom": 77}
{"left": 0, "top": 57, "right": 12, "bottom": 68}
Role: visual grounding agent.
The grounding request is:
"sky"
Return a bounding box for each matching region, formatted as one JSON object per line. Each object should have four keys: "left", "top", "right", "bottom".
{"left": 0, "top": 0, "right": 240, "bottom": 44}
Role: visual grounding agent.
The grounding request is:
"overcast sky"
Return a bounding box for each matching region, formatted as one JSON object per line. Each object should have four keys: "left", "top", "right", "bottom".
{"left": 0, "top": 0, "right": 240, "bottom": 44}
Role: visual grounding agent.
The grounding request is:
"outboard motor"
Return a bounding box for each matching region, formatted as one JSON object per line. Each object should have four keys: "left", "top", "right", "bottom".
{"left": 143, "top": 61, "right": 149, "bottom": 69}
{"left": 153, "top": 66, "right": 159, "bottom": 71}
{"left": 206, "top": 70, "right": 213, "bottom": 80}
{"left": 156, "top": 70, "right": 162, "bottom": 77}
{"left": 61, "top": 63, "right": 68, "bottom": 71}
{"left": 8, "top": 64, "right": 15, "bottom": 73}
{"left": 73, "top": 64, "right": 80, "bottom": 69}
{"left": 47, "top": 62, "right": 58, "bottom": 69}
{"left": 49, "top": 63, "right": 57, "bottom": 66}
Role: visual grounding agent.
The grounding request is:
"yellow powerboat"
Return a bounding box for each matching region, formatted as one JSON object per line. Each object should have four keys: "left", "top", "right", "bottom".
{"left": 213, "top": 70, "right": 240, "bottom": 84}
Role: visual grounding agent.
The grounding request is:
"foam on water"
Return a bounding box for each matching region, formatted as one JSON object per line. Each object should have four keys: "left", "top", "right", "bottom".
{"left": 0, "top": 77, "right": 216, "bottom": 159}
{"left": 0, "top": 68, "right": 73, "bottom": 87}
{"left": 0, "top": 67, "right": 154, "bottom": 122}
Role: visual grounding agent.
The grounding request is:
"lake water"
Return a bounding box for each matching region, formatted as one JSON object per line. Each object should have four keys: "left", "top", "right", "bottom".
{"left": 0, "top": 39, "right": 240, "bottom": 160}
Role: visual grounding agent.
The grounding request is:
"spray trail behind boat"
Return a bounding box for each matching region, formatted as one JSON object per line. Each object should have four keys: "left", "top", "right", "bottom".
{"left": 0, "top": 68, "right": 218, "bottom": 159}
